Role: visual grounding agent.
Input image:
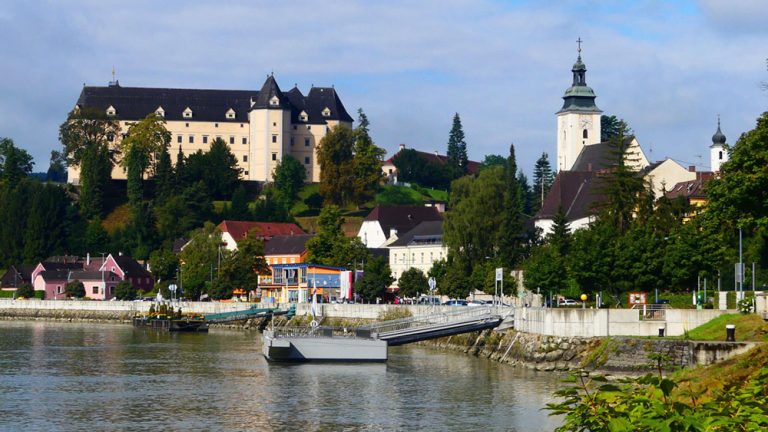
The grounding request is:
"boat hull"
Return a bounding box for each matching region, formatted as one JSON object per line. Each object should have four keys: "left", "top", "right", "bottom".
{"left": 262, "top": 330, "right": 387, "bottom": 362}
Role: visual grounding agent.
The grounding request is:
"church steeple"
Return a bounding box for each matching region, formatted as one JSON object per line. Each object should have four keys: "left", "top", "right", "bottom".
{"left": 710, "top": 116, "right": 728, "bottom": 173}
{"left": 556, "top": 38, "right": 602, "bottom": 171}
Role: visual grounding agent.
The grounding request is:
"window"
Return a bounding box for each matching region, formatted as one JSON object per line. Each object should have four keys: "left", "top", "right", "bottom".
{"left": 189, "top": 135, "right": 194, "bottom": 144}
{"left": 293, "top": 125, "right": 297, "bottom": 130}
{"left": 243, "top": 155, "right": 248, "bottom": 162}
{"left": 269, "top": 96, "right": 279, "bottom": 106}
{"left": 203, "top": 135, "right": 208, "bottom": 144}
{"left": 185, "top": 123, "right": 189, "bottom": 127}
{"left": 177, "top": 135, "right": 182, "bottom": 144}
{"left": 582, "top": 129, "right": 588, "bottom": 139}
{"left": 299, "top": 111, "right": 308, "bottom": 122}
{"left": 290, "top": 137, "right": 294, "bottom": 146}
{"left": 421, "top": 252, "right": 424, "bottom": 263}
{"left": 226, "top": 108, "right": 235, "bottom": 119}
{"left": 242, "top": 137, "right": 247, "bottom": 145}
{"left": 322, "top": 107, "right": 331, "bottom": 117}
{"left": 307, "top": 125, "right": 311, "bottom": 130}
{"left": 272, "top": 153, "right": 277, "bottom": 161}
{"left": 272, "top": 135, "right": 277, "bottom": 143}
{"left": 304, "top": 137, "right": 310, "bottom": 147}
{"left": 183, "top": 108, "right": 193, "bottom": 119}
{"left": 57, "top": 286, "right": 62, "bottom": 294}
{"left": 106, "top": 106, "right": 116, "bottom": 116}
{"left": 244, "top": 171, "right": 249, "bottom": 175}
{"left": 273, "top": 122, "right": 277, "bottom": 127}
{"left": 215, "top": 123, "right": 219, "bottom": 128}
{"left": 229, "top": 136, "right": 235, "bottom": 145}
{"left": 719, "top": 151, "right": 723, "bottom": 160}
{"left": 304, "top": 156, "right": 310, "bottom": 165}
{"left": 92, "top": 286, "right": 98, "bottom": 294}
{"left": 240, "top": 123, "right": 244, "bottom": 128}
{"left": 156, "top": 107, "right": 164, "bottom": 118}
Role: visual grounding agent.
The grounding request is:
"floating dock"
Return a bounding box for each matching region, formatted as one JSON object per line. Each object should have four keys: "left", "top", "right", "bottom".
{"left": 262, "top": 327, "right": 387, "bottom": 362}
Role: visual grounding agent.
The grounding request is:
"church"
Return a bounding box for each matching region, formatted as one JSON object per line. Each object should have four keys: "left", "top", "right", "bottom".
{"left": 67, "top": 74, "right": 354, "bottom": 184}
{"left": 535, "top": 44, "right": 729, "bottom": 235}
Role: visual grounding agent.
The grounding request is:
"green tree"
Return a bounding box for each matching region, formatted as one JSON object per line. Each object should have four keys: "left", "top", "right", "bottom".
{"left": 391, "top": 149, "right": 449, "bottom": 189}
{"left": 317, "top": 125, "right": 355, "bottom": 206}
{"left": 446, "top": 113, "right": 468, "bottom": 179}
{"left": 148, "top": 249, "right": 179, "bottom": 283}
{"left": 252, "top": 186, "right": 291, "bottom": 222}
{"left": 179, "top": 222, "right": 226, "bottom": 300}
{"left": 120, "top": 114, "right": 171, "bottom": 217}
{"left": 351, "top": 109, "right": 385, "bottom": 204}
{"left": 153, "top": 148, "right": 174, "bottom": 202}
{"left": 154, "top": 181, "right": 213, "bottom": 244}
{"left": 23, "top": 183, "right": 68, "bottom": 263}
{"left": 600, "top": 114, "right": 633, "bottom": 142}
{"left": 46, "top": 150, "right": 68, "bottom": 183}
{"left": 532, "top": 152, "right": 555, "bottom": 213}
{"left": 497, "top": 143, "right": 525, "bottom": 267}
{"left": 272, "top": 154, "right": 306, "bottom": 210}
{"left": 0, "top": 138, "right": 34, "bottom": 185}
{"left": 115, "top": 280, "right": 137, "bottom": 300}
{"left": 65, "top": 280, "right": 85, "bottom": 298}
{"left": 59, "top": 107, "right": 120, "bottom": 218}
{"left": 228, "top": 184, "right": 251, "bottom": 220}
{"left": 218, "top": 230, "right": 270, "bottom": 298}
{"left": 479, "top": 154, "right": 506, "bottom": 170}
{"left": 354, "top": 256, "right": 394, "bottom": 302}
{"left": 397, "top": 268, "right": 428, "bottom": 298}
{"left": 204, "top": 137, "right": 242, "bottom": 200}
{"left": 306, "top": 205, "right": 367, "bottom": 266}
{"left": 16, "top": 283, "right": 35, "bottom": 299}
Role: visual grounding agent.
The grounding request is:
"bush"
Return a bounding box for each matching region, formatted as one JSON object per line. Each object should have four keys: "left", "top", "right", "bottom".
{"left": 16, "top": 283, "right": 35, "bottom": 299}
{"left": 738, "top": 297, "right": 755, "bottom": 314}
{"left": 115, "top": 280, "right": 137, "bottom": 300}
{"left": 65, "top": 280, "right": 85, "bottom": 298}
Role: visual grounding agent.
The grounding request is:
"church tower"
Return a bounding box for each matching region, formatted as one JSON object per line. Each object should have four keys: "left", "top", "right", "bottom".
{"left": 556, "top": 39, "right": 602, "bottom": 171}
{"left": 710, "top": 117, "right": 728, "bottom": 173}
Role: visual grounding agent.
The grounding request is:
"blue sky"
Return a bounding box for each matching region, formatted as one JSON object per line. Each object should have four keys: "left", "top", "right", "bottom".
{"left": 0, "top": 0, "right": 766, "bottom": 177}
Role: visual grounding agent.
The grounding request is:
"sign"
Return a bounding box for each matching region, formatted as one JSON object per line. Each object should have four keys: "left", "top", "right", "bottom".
{"left": 168, "top": 284, "right": 177, "bottom": 293}
{"left": 495, "top": 268, "right": 504, "bottom": 282}
{"left": 428, "top": 277, "right": 436, "bottom": 291}
{"left": 628, "top": 292, "right": 647, "bottom": 305}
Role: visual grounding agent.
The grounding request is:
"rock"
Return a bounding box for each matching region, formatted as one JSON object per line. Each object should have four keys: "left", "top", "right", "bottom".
{"left": 545, "top": 349, "right": 563, "bottom": 361}
{"left": 562, "top": 349, "right": 577, "bottom": 361}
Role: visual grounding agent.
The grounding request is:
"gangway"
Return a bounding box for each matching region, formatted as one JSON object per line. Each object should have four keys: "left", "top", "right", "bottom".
{"left": 262, "top": 306, "right": 508, "bottom": 361}
{"left": 205, "top": 304, "right": 295, "bottom": 323}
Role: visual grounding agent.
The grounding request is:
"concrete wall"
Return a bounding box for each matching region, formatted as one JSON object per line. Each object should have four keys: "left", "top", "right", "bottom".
{"left": 513, "top": 307, "right": 731, "bottom": 337}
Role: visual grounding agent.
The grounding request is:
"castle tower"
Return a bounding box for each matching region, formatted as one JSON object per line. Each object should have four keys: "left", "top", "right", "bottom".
{"left": 249, "top": 74, "right": 292, "bottom": 181}
{"left": 556, "top": 39, "right": 602, "bottom": 171}
{"left": 710, "top": 117, "right": 728, "bottom": 173}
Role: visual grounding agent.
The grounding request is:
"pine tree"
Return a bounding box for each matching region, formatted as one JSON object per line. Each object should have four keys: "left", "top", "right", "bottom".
{"left": 229, "top": 184, "right": 251, "bottom": 220}
{"left": 154, "top": 149, "right": 174, "bottom": 202}
{"left": 175, "top": 145, "right": 187, "bottom": 190}
{"left": 497, "top": 143, "right": 525, "bottom": 266}
{"left": 446, "top": 113, "right": 468, "bottom": 179}
{"left": 532, "top": 152, "right": 554, "bottom": 213}
{"left": 352, "top": 109, "right": 385, "bottom": 205}
{"left": 599, "top": 122, "right": 646, "bottom": 234}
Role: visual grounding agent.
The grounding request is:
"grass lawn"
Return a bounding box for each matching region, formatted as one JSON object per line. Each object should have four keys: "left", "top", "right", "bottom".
{"left": 685, "top": 312, "right": 768, "bottom": 342}
{"left": 102, "top": 204, "right": 131, "bottom": 235}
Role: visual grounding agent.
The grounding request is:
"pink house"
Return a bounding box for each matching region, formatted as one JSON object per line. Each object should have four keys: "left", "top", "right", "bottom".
{"left": 99, "top": 254, "right": 154, "bottom": 292}
{"left": 32, "top": 270, "right": 120, "bottom": 300}
{"left": 32, "top": 271, "right": 69, "bottom": 300}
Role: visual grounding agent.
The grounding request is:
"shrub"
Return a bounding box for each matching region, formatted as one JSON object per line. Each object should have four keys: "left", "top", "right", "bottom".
{"left": 115, "top": 280, "right": 137, "bottom": 300}
{"left": 65, "top": 280, "right": 85, "bottom": 298}
{"left": 16, "top": 283, "right": 35, "bottom": 299}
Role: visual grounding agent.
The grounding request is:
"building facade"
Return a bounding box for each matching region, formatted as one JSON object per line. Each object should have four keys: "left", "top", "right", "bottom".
{"left": 68, "top": 75, "right": 353, "bottom": 183}
{"left": 388, "top": 220, "right": 447, "bottom": 290}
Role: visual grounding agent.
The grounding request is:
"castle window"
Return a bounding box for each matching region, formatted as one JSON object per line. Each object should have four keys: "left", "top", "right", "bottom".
{"left": 269, "top": 96, "right": 279, "bottom": 106}
{"left": 203, "top": 135, "right": 208, "bottom": 144}
{"left": 272, "top": 153, "right": 277, "bottom": 161}
{"left": 215, "top": 123, "right": 219, "bottom": 128}
{"left": 299, "top": 111, "right": 308, "bottom": 122}
{"left": 155, "top": 106, "right": 164, "bottom": 118}
{"left": 177, "top": 135, "right": 182, "bottom": 144}
{"left": 273, "top": 122, "right": 277, "bottom": 127}
{"left": 272, "top": 135, "right": 277, "bottom": 143}
{"left": 304, "top": 137, "right": 310, "bottom": 147}
{"left": 226, "top": 108, "right": 236, "bottom": 119}
{"left": 106, "top": 106, "right": 116, "bottom": 116}
{"left": 582, "top": 129, "right": 588, "bottom": 139}
{"left": 307, "top": 125, "right": 311, "bottom": 130}
{"left": 304, "top": 156, "right": 310, "bottom": 165}
{"left": 240, "top": 123, "right": 244, "bottom": 128}
{"left": 293, "top": 125, "right": 297, "bottom": 130}
{"left": 322, "top": 107, "right": 331, "bottom": 117}
{"left": 243, "top": 155, "right": 248, "bottom": 162}
{"left": 185, "top": 123, "right": 189, "bottom": 127}
{"left": 183, "top": 107, "right": 193, "bottom": 119}
{"left": 229, "top": 136, "right": 235, "bottom": 145}
{"left": 189, "top": 135, "right": 194, "bottom": 144}
{"left": 242, "top": 137, "right": 247, "bottom": 145}
{"left": 290, "top": 137, "right": 294, "bottom": 146}
{"left": 244, "top": 171, "right": 249, "bottom": 176}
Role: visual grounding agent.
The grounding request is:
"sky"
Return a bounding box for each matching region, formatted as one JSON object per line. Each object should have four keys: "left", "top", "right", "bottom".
{"left": 1, "top": 0, "right": 766, "bottom": 177}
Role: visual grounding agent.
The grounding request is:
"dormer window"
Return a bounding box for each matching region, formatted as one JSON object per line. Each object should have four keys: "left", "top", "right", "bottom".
{"left": 299, "top": 111, "right": 308, "bottom": 122}
{"left": 322, "top": 107, "right": 331, "bottom": 117}
{"left": 269, "top": 96, "right": 279, "bottom": 106}
{"left": 155, "top": 106, "right": 165, "bottom": 118}
{"left": 106, "top": 105, "right": 116, "bottom": 117}
{"left": 183, "top": 107, "right": 193, "bottom": 119}
{"left": 226, "top": 108, "right": 236, "bottom": 119}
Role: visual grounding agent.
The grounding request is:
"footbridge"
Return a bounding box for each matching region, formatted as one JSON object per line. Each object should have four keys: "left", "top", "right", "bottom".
{"left": 359, "top": 306, "right": 508, "bottom": 346}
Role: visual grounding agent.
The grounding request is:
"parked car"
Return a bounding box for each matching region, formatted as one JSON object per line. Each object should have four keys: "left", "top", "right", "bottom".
{"left": 467, "top": 300, "right": 486, "bottom": 307}
{"left": 558, "top": 298, "right": 579, "bottom": 306}
{"left": 417, "top": 296, "right": 441, "bottom": 305}
{"left": 443, "top": 299, "right": 468, "bottom": 306}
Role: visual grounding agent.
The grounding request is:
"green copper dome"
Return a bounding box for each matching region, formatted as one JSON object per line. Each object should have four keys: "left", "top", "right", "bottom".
{"left": 557, "top": 54, "right": 601, "bottom": 114}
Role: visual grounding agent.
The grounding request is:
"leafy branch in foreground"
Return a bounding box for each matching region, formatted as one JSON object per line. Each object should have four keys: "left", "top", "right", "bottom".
{"left": 546, "top": 353, "right": 768, "bottom": 431}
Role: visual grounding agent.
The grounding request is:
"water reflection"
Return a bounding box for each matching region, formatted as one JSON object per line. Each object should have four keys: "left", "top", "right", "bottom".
{"left": 0, "top": 321, "right": 562, "bottom": 431}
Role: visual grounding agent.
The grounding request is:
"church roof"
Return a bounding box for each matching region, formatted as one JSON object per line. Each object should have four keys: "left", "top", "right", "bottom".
{"left": 535, "top": 171, "right": 608, "bottom": 222}
{"left": 570, "top": 136, "right": 637, "bottom": 172}
{"left": 711, "top": 119, "right": 726, "bottom": 147}
{"left": 75, "top": 76, "right": 353, "bottom": 125}
{"left": 557, "top": 53, "right": 601, "bottom": 114}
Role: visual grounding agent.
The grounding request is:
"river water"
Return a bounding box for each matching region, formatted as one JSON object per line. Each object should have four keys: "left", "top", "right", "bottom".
{"left": 0, "top": 321, "right": 563, "bottom": 431}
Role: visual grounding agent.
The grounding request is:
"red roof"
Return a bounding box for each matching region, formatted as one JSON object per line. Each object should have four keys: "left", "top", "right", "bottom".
{"left": 384, "top": 147, "right": 480, "bottom": 175}
{"left": 218, "top": 221, "right": 305, "bottom": 241}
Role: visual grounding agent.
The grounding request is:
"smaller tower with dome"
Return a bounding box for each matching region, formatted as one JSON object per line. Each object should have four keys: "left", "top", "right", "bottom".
{"left": 710, "top": 117, "right": 728, "bottom": 173}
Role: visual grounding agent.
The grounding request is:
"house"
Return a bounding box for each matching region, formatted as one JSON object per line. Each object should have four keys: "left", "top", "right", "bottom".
{"left": 644, "top": 159, "right": 697, "bottom": 199}
{"left": 0, "top": 265, "right": 35, "bottom": 290}
{"left": 68, "top": 74, "right": 353, "bottom": 183}
{"left": 534, "top": 171, "right": 608, "bottom": 235}
{"left": 388, "top": 220, "right": 448, "bottom": 291}
{"left": 30, "top": 261, "right": 84, "bottom": 291}
{"left": 33, "top": 270, "right": 70, "bottom": 300}
{"left": 258, "top": 263, "right": 346, "bottom": 304}
{"left": 381, "top": 143, "right": 481, "bottom": 184}
{"left": 263, "top": 234, "right": 312, "bottom": 266}
{"left": 70, "top": 270, "right": 121, "bottom": 300}
{"left": 358, "top": 205, "right": 443, "bottom": 248}
{"left": 99, "top": 254, "right": 154, "bottom": 293}
{"left": 666, "top": 173, "right": 715, "bottom": 222}
{"left": 218, "top": 220, "right": 305, "bottom": 251}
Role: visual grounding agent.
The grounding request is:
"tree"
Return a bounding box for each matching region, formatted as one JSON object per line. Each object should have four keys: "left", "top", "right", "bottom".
{"left": 115, "top": 280, "right": 137, "bottom": 300}
{"left": 252, "top": 186, "right": 291, "bottom": 222}
{"left": 354, "top": 256, "right": 394, "bottom": 302}
{"left": 59, "top": 107, "right": 120, "bottom": 218}
{"left": 23, "top": 183, "right": 68, "bottom": 264}
{"left": 532, "top": 152, "right": 555, "bottom": 213}
{"left": 65, "top": 280, "right": 85, "bottom": 298}
{"left": 351, "top": 109, "right": 385, "bottom": 204}
{"left": 179, "top": 222, "right": 226, "bottom": 300}
{"left": 317, "top": 125, "right": 355, "bottom": 206}
{"left": 218, "top": 230, "right": 270, "bottom": 298}
{"left": 46, "top": 150, "right": 67, "bottom": 183}
{"left": 392, "top": 149, "right": 449, "bottom": 189}
{"left": 0, "top": 138, "right": 34, "bottom": 185}
{"left": 272, "top": 155, "right": 306, "bottom": 210}
{"left": 397, "top": 268, "right": 428, "bottom": 298}
{"left": 16, "top": 283, "right": 35, "bottom": 299}
{"left": 446, "top": 113, "right": 468, "bottom": 179}
{"left": 228, "top": 184, "right": 251, "bottom": 220}
{"left": 306, "top": 205, "right": 367, "bottom": 267}
{"left": 154, "top": 181, "right": 213, "bottom": 244}
{"left": 120, "top": 114, "right": 171, "bottom": 219}
{"left": 204, "top": 137, "right": 242, "bottom": 199}
{"left": 153, "top": 148, "right": 174, "bottom": 202}
{"left": 148, "top": 249, "right": 179, "bottom": 283}
{"left": 497, "top": 143, "right": 525, "bottom": 267}
{"left": 600, "top": 114, "right": 633, "bottom": 142}
{"left": 479, "top": 154, "right": 506, "bottom": 170}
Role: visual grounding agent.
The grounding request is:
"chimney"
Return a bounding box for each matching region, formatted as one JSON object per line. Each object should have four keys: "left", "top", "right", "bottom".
{"left": 389, "top": 228, "right": 398, "bottom": 239}
{"left": 688, "top": 165, "right": 696, "bottom": 172}
{"left": 399, "top": 143, "right": 405, "bottom": 152}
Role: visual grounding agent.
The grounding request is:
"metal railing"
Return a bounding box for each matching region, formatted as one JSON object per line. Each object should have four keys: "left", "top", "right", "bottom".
{"left": 359, "top": 306, "right": 498, "bottom": 335}
{"left": 631, "top": 303, "right": 669, "bottom": 321}
{"left": 269, "top": 325, "right": 371, "bottom": 339}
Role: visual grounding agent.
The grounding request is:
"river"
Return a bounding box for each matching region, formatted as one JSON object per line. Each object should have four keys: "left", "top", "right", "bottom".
{"left": 0, "top": 321, "right": 563, "bottom": 431}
